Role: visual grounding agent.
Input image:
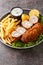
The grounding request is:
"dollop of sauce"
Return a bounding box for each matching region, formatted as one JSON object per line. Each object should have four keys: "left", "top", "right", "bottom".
{"left": 11, "top": 8, "right": 23, "bottom": 16}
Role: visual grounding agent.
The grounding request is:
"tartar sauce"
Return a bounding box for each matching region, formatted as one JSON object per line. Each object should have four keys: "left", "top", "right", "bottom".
{"left": 11, "top": 8, "right": 23, "bottom": 16}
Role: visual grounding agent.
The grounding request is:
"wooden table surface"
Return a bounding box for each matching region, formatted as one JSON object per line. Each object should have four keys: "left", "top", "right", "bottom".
{"left": 0, "top": 0, "right": 43, "bottom": 65}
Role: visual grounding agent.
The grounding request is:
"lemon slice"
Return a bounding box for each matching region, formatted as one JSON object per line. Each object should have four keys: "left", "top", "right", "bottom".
{"left": 29, "top": 9, "right": 40, "bottom": 17}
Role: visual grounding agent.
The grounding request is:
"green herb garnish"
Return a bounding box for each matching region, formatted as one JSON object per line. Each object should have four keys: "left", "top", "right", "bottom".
{"left": 39, "top": 14, "right": 43, "bottom": 24}
{"left": 11, "top": 34, "right": 43, "bottom": 48}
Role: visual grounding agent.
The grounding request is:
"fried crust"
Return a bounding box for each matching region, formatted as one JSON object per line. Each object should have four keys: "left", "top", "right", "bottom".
{"left": 21, "top": 23, "right": 43, "bottom": 43}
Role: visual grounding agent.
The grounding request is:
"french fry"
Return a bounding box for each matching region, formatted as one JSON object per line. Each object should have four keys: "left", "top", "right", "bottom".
{"left": 1, "top": 26, "right": 5, "bottom": 39}
{"left": 6, "top": 23, "right": 16, "bottom": 36}
{"left": 9, "top": 19, "right": 17, "bottom": 25}
{"left": 1, "top": 14, "right": 11, "bottom": 23}
{"left": 2, "top": 18, "right": 11, "bottom": 24}
{"left": 6, "top": 19, "right": 17, "bottom": 28}
{"left": 5, "top": 38, "right": 11, "bottom": 45}
{"left": 2, "top": 18, "right": 11, "bottom": 28}
{"left": 6, "top": 20, "right": 20, "bottom": 36}
{"left": 0, "top": 32, "right": 1, "bottom": 38}
{"left": 5, "top": 19, "right": 17, "bottom": 34}
{"left": 0, "top": 23, "right": 1, "bottom": 37}
{"left": 15, "top": 20, "right": 21, "bottom": 25}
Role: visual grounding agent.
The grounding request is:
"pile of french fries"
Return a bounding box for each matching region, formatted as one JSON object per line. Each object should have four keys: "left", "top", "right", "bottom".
{"left": 0, "top": 14, "right": 20, "bottom": 44}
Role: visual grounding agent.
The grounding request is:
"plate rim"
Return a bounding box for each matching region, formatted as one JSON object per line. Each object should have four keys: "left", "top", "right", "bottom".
{"left": 0, "top": 39, "right": 43, "bottom": 49}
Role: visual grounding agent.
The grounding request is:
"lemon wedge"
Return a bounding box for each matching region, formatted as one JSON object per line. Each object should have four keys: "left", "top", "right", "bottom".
{"left": 29, "top": 9, "right": 40, "bottom": 17}
{"left": 21, "top": 14, "right": 29, "bottom": 21}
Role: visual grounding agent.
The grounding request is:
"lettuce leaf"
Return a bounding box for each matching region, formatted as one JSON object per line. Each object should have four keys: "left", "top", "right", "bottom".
{"left": 11, "top": 34, "right": 43, "bottom": 48}
{"left": 39, "top": 15, "right": 43, "bottom": 24}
